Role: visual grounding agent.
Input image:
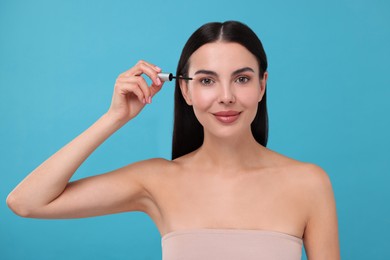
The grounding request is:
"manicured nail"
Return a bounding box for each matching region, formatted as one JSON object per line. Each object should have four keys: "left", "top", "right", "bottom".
{"left": 142, "top": 98, "right": 146, "bottom": 104}
{"left": 156, "top": 77, "right": 162, "bottom": 86}
{"left": 148, "top": 96, "right": 152, "bottom": 104}
{"left": 155, "top": 66, "right": 161, "bottom": 72}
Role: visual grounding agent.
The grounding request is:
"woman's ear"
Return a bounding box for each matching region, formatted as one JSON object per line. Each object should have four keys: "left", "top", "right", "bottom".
{"left": 179, "top": 79, "right": 193, "bottom": 105}
{"left": 258, "top": 71, "right": 268, "bottom": 102}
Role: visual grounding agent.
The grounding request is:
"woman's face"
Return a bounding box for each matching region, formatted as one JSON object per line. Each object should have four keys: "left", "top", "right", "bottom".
{"left": 180, "top": 42, "right": 268, "bottom": 139}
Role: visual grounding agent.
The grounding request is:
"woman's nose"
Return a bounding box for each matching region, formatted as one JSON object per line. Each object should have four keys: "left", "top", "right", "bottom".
{"left": 218, "top": 84, "right": 236, "bottom": 104}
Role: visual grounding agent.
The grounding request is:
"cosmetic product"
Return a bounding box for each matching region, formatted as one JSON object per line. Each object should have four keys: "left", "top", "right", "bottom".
{"left": 157, "top": 73, "right": 192, "bottom": 82}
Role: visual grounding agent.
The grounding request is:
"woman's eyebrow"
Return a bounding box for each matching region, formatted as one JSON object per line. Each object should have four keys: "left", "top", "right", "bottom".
{"left": 194, "top": 69, "right": 218, "bottom": 76}
{"left": 232, "top": 67, "right": 255, "bottom": 75}
{"left": 193, "top": 67, "right": 255, "bottom": 77}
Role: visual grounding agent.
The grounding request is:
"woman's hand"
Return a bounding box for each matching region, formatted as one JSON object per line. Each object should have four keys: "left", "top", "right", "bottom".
{"left": 107, "top": 60, "right": 164, "bottom": 123}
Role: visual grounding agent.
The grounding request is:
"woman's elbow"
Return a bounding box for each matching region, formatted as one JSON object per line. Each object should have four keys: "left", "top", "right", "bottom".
{"left": 6, "top": 193, "right": 33, "bottom": 218}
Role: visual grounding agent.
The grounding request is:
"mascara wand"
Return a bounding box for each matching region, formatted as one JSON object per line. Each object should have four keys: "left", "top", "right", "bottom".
{"left": 157, "top": 73, "right": 193, "bottom": 82}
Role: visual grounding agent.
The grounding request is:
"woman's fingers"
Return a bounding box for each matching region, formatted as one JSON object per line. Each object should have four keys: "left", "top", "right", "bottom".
{"left": 120, "top": 60, "right": 165, "bottom": 101}
{"left": 116, "top": 75, "right": 152, "bottom": 103}
{"left": 118, "top": 82, "right": 145, "bottom": 104}
{"left": 149, "top": 81, "right": 164, "bottom": 98}
{"left": 126, "top": 60, "right": 162, "bottom": 87}
{"left": 108, "top": 60, "right": 166, "bottom": 122}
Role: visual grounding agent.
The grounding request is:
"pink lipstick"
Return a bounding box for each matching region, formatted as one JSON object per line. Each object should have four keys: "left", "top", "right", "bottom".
{"left": 213, "top": 111, "right": 241, "bottom": 124}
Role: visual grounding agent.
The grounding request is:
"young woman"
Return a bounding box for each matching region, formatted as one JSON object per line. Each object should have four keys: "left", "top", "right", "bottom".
{"left": 7, "top": 21, "right": 340, "bottom": 259}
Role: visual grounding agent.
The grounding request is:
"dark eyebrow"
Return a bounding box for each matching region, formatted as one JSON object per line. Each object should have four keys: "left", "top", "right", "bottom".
{"left": 232, "top": 67, "right": 255, "bottom": 75}
{"left": 194, "top": 70, "right": 218, "bottom": 76}
{"left": 193, "top": 67, "right": 255, "bottom": 77}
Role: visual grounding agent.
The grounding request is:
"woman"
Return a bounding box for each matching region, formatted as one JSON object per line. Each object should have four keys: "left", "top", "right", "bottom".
{"left": 7, "top": 21, "right": 340, "bottom": 259}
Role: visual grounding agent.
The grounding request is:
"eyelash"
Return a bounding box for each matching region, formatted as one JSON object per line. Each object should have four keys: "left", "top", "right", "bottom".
{"left": 199, "top": 76, "right": 251, "bottom": 86}
{"left": 235, "top": 76, "right": 250, "bottom": 84}
{"left": 199, "top": 78, "right": 215, "bottom": 86}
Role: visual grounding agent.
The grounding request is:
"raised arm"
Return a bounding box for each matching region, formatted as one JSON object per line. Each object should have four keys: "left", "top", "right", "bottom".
{"left": 7, "top": 60, "right": 164, "bottom": 219}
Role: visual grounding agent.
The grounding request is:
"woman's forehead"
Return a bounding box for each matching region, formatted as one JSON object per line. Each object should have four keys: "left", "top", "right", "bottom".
{"left": 188, "top": 42, "right": 259, "bottom": 74}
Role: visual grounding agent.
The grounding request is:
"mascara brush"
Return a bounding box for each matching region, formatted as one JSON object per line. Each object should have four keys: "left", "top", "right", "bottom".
{"left": 157, "top": 73, "right": 193, "bottom": 82}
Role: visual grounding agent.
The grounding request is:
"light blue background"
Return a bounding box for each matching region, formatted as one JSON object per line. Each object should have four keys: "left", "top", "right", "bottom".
{"left": 1, "top": 0, "right": 389, "bottom": 259}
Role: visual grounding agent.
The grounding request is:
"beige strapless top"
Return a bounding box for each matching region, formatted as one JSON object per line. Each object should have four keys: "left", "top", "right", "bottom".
{"left": 161, "top": 229, "right": 303, "bottom": 260}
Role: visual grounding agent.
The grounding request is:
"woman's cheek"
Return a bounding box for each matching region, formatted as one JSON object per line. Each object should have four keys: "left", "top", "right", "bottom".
{"left": 237, "top": 87, "right": 262, "bottom": 107}
{"left": 191, "top": 88, "right": 216, "bottom": 109}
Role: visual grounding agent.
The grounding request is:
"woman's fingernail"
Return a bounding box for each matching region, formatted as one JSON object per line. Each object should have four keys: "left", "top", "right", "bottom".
{"left": 155, "top": 66, "right": 161, "bottom": 72}
{"left": 148, "top": 96, "right": 152, "bottom": 104}
{"left": 142, "top": 98, "right": 146, "bottom": 104}
{"left": 156, "top": 77, "right": 162, "bottom": 86}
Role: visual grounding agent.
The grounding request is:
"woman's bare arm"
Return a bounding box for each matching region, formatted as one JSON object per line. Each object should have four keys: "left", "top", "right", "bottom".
{"left": 303, "top": 165, "right": 340, "bottom": 260}
{"left": 7, "top": 60, "right": 164, "bottom": 218}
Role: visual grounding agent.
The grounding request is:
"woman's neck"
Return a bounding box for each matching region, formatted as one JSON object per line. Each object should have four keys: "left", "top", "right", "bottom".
{"left": 192, "top": 131, "right": 266, "bottom": 173}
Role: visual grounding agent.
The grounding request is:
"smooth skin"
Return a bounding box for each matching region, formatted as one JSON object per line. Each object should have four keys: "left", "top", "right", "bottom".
{"left": 7, "top": 42, "right": 340, "bottom": 259}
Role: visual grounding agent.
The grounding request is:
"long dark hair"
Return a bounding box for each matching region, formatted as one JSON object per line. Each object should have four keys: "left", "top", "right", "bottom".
{"left": 172, "top": 21, "right": 268, "bottom": 160}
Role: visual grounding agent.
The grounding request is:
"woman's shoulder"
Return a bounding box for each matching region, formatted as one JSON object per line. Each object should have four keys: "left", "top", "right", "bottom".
{"left": 265, "top": 150, "right": 335, "bottom": 215}
{"left": 265, "top": 149, "right": 332, "bottom": 190}
{"left": 124, "top": 157, "right": 177, "bottom": 173}
{"left": 290, "top": 162, "right": 332, "bottom": 194}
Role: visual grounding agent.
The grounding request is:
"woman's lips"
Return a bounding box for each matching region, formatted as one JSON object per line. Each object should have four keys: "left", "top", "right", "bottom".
{"left": 212, "top": 111, "right": 241, "bottom": 123}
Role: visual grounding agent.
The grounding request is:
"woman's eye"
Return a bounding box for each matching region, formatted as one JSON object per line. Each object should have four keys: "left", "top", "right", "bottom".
{"left": 200, "top": 78, "right": 214, "bottom": 86}
{"left": 235, "top": 76, "right": 250, "bottom": 84}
